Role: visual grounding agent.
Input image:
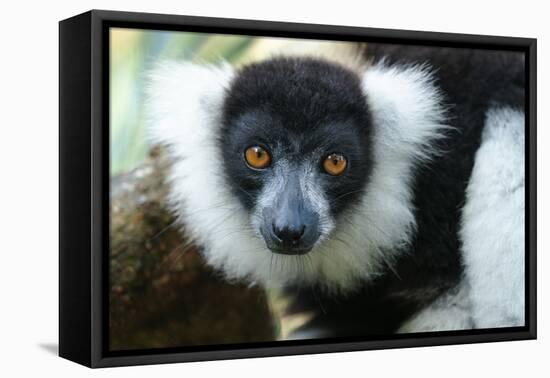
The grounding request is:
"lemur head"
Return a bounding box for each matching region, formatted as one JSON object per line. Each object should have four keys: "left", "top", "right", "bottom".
{"left": 148, "top": 55, "right": 446, "bottom": 293}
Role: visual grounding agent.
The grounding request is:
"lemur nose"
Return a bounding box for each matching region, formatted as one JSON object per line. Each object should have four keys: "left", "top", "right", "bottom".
{"left": 273, "top": 223, "right": 306, "bottom": 246}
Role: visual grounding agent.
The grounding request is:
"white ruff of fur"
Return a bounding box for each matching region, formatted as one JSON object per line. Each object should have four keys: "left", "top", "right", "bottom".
{"left": 460, "top": 107, "right": 525, "bottom": 327}
{"left": 147, "top": 60, "right": 447, "bottom": 294}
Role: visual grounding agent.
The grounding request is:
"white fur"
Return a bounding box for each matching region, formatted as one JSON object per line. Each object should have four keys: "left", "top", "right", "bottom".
{"left": 460, "top": 107, "right": 525, "bottom": 328}
{"left": 398, "top": 283, "right": 474, "bottom": 333}
{"left": 147, "top": 60, "right": 447, "bottom": 293}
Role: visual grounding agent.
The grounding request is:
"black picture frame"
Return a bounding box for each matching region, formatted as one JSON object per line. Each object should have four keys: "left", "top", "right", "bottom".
{"left": 59, "top": 9, "right": 537, "bottom": 368}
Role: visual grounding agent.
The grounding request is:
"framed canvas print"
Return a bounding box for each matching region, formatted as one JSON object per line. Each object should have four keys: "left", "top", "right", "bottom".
{"left": 59, "top": 9, "right": 537, "bottom": 368}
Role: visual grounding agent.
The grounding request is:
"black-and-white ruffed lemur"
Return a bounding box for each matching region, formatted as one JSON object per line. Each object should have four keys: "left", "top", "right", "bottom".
{"left": 147, "top": 42, "right": 525, "bottom": 338}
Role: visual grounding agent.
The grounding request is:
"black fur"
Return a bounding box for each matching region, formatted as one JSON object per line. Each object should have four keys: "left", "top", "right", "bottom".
{"left": 287, "top": 45, "right": 525, "bottom": 337}
{"left": 220, "top": 57, "right": 374, "bottom": 216}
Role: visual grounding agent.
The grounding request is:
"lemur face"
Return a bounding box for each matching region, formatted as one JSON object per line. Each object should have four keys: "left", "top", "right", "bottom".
{"left": 220, "top": 58, "right": 373, "bottom": 255}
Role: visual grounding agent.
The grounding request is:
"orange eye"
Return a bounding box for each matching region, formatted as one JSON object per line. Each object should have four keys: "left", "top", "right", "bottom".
{"left": 323, "top": 153, "right": 347, "bottom": 176}
{"left": 244, "top": 146, "right": 271, "bottom": 169}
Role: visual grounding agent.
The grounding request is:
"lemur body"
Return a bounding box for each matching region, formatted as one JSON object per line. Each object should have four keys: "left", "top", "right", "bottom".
{"left": 148, "top": 43, "right": 525, "bottom": 338}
